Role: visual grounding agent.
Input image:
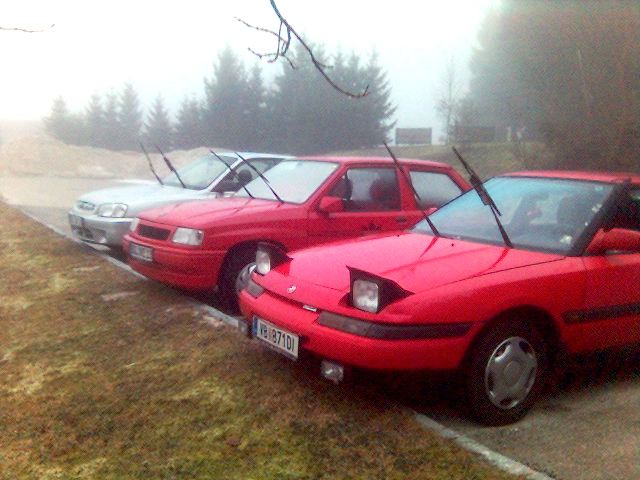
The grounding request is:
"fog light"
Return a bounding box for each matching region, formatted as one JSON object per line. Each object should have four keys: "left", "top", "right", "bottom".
{"left": 320, "top": 360, "right": 345, "bottom": 384}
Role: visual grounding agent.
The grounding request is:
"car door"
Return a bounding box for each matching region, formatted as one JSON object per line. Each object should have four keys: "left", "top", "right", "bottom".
{"left": 308, "top": 166, "right": 410, "bottom": 242}
{"left": 571, "top": 187, "right": 640, "bottom": 351}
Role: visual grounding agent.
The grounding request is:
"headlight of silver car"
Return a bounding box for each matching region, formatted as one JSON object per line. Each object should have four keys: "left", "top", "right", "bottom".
{"left": 172, "top": 227, "right": 204, "bottom": 246}
{"left": 97, "top": 203, "right": 128, "bottom": 218}
{"left": 129, "top": 217, "right": 140, "bottom": 232}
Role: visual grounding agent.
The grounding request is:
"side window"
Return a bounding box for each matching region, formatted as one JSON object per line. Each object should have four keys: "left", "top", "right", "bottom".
{"left": 611, "top": 189, "right": 640, "bottom": 231}
{"left": 329, "top": 167, "right": 400, "bottom": 211}
{"left": 409, "top": 170, "right": 463, "bottom": 209}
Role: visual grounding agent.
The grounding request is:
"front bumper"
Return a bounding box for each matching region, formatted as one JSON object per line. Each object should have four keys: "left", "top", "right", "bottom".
{"left": 68, "top": 211, "right": 131, "bottom": 247}
{"left": 123, "top": 236, "right": 226, "bottom": 291}
{"left": 238, "top": 287, "right": 474, "bottom": 372}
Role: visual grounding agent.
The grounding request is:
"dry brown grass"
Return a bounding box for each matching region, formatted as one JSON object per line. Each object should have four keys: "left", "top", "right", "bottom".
{"left": 0, "top": 202, "right": 523, "bottom": 480}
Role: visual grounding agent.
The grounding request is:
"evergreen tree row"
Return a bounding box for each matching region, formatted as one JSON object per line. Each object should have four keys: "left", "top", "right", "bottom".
{"left": 45, "top": 44, "right": 395, "bottom": 155}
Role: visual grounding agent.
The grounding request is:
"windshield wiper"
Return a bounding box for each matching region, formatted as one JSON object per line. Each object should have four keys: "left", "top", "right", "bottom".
{"left": 139, "top": 142, "right": 163, "bottom": 185}
{"left": 383, "top": 142, "right": 440, "bottom": 237}
{"left": 209, "top": 150, "right": 254, "bottom": 199}
{"left": 453, "top": 147, "right": 513, "bottom": 248}
{"left": 155, "top": 144, "right": 186, "bottom": 188}
{"left": 235, "top": 152, "right": 284, "bottom": 203}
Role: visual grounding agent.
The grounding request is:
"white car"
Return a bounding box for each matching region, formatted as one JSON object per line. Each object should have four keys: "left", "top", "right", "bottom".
{"left": 68, "top": 152, "right": 287, "bottom": 248}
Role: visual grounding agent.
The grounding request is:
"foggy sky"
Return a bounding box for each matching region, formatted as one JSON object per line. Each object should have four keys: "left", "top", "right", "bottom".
{"left": 2, "top": 0, "right": 497, "bottom": 142}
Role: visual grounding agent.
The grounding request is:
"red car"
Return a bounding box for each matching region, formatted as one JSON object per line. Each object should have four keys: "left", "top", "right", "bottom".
{"left": 240, "top": 170, "right": 640, "bottom": 425}
{"left": 123, "top": 156, "right": 469, "bottom": 309}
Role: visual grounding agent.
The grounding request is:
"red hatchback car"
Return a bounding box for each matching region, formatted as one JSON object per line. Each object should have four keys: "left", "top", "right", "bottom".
{"left": 240, "top": 170, "right": 640, "bottom": 424}
{"left": 123, "top": 156, "right": 469, "bottom": 308}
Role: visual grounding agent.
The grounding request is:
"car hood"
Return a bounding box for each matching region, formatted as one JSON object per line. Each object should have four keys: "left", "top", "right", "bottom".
{"left": 78, "top": 183, "right": 211, "bottom": 209}
{"left": 138, "top": 196, "right": 295, "bottom": 228}
{"left": 286, "top": 232, "right": 564, "bottom": 293}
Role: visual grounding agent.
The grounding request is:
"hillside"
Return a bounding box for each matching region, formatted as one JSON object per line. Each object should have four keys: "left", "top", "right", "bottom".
{"left": 0, "top": 131, "right": 550, "bottom": 181}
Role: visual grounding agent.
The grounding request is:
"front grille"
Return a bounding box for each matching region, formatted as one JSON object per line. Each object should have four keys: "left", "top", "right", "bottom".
{"left": 138, "top": 224, "right": 171, "bottom": 241}
{"left": 76, "top": 200, "right": 95, "bottom": 212}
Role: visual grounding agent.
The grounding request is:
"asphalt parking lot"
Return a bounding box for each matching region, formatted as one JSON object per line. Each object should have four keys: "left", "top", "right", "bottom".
{"left": 2, "top": 174, "right": 639, "bottom": 480}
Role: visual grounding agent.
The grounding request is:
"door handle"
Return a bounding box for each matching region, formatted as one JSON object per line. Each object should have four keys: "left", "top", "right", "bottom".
{"left": 396, "top": 217, "right": 408, "bottom": 223}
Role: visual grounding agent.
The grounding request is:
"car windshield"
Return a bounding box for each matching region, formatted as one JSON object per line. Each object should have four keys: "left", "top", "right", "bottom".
{"left": 235, "top": 160, "right": 339, "bottom": 204}
{"left": 415, "top": 176, "right": 615, "bottom": 254}
{"left": 163, "top": 154, "right": 235, "bottom": 190}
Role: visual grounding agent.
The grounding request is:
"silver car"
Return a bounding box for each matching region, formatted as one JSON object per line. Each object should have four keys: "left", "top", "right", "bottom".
{"left": 68, "top": 152, "right": 287, "bottom": 248}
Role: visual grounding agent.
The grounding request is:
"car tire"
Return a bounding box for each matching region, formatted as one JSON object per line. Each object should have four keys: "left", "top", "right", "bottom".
{"left": 461, "top": 318, "right": 548, "bottom": 426}
{"left": 219, "top": 247, "right": 257, "bottom": 313}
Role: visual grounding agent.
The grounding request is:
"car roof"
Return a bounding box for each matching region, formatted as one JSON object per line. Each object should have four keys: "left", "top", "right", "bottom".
{"left": 212, "top": 151, "right": 292, "bottom": 159}
{"left": 292, "top": 155, "right": 456, "bottom": 170}
{"left": 503, "top": 170, "right": 640, "bottom": 184}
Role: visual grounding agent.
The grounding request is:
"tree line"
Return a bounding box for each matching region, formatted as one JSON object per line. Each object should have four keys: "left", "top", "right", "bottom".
{"left": 44, "top": 44, "right": 394, "bottom": 155}
{"left": 466, "top": 0, "right": 640, "bottom": 170}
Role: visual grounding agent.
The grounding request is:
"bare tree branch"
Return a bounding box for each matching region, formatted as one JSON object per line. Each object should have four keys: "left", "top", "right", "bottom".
{"left": 0, "top": 24, "right": 55, "bottom": 33}
{"left": 237, "top": 0, "right": 369, "bottom": 98}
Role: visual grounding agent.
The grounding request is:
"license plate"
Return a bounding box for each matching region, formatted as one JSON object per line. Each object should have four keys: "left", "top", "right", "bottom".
{"left": 130, "top": 242, "right": 153, "bottom": 262}
{"left": 253, "top": 316, "right": 299, "bottom": 360}
{"left": 69, "top": 213, "right": 84, "bottom": 227}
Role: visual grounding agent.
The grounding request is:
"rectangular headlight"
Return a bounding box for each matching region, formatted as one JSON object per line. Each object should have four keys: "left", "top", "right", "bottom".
{"left": 352, "top": 279, "right": 379, "bottom": 313}
{"left": 172, "top": 227, "right": 204, "bottom": 246}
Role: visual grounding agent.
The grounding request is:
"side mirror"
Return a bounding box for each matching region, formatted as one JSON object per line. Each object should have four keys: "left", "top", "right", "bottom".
{"left": 318, "top": 196, "right": 344, "bottom": 214}
{"left": 586, "top": 228, "right": 640, "bottom": 255}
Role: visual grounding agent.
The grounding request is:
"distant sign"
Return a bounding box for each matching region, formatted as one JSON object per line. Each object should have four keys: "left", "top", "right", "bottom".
{"left": 395, "top": 128, "right": 432, "bottom": 145}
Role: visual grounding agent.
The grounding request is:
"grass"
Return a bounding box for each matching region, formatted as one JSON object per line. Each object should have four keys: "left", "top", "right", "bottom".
{"left": 0, "top": 201, "right": 524, "bottom": 480}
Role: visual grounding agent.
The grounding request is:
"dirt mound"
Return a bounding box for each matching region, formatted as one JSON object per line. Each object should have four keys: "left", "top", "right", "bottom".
{"left": 0, "top": 135, "right": 213, "bottom": 179}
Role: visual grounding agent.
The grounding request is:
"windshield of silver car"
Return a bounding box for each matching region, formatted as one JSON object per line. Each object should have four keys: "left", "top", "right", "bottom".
{"left": 416, "top": 176, "right": 614, "bottom": 254}
{"left": 163, "top": 154, "right": 236, "bottom": 189}
{"left": 235, "top": 160, "right": 339, "bottom": 204}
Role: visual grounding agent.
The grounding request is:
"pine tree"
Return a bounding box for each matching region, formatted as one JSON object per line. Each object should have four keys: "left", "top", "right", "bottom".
{"left": 117, "top": 82, "right": 143, "bottom": 151}
{"left": 174, "top": 95, "right": 206, "bottom": 149}
{"left": 84, "top": 92, "right": 105, "bottom": 148}
{"left": 44, "top": 96, "right": 84, "bottom": 145}
{"left": 144, "top": 94, "right": 173, "bottom": 151}
{"left": 102, "top": 91, "right": 121, "bottom": 150}
{"left": 202, "top": 46, "right": 253, "bottom": 149}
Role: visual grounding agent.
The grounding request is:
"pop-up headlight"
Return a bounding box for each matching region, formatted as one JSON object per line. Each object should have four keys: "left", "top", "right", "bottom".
{"left": 349, "top": 267, "right": 413, "bottom": 313}
{"left": 255, "top": 243, "right": 291, "bottom": 275}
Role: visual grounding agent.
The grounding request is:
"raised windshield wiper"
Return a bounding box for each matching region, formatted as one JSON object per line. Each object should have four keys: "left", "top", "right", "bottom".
{"left": 383, "top": 142, "right": 440, "bottom": 237}
{"left": 235, "top": 152, "right": 284, "bottom": 203}
{"left": 453, "top": 147, "right": 513, "bottom": 248}
{"left": 209, "top": 150, "right": 254, "bottom": 199}
{"left": 155, "top": 144, "right": 186, "bottom": 188}
{"left": 139, "top": 142, "right": 163, "bottom": 185}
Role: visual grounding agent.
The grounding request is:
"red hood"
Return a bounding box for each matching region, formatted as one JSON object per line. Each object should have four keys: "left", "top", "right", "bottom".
{"left": 285, "top": 232, "right": 564, "bottom": 293}
{"left": 137, "top": 197, "right": 296, "bottom": 229}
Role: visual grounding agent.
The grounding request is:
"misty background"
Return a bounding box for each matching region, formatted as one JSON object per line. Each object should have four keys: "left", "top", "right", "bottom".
{"left": 2, "top": 1, "right": 639, "bottom": 171}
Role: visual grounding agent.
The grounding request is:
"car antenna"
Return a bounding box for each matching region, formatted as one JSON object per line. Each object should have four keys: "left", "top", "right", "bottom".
{"left": 452, "top": 146, "right": 513, "bottom": 248}
{"left": 139, "top": 142, "right": 164, "bottom": 185}
{"left": 209, "top": 150, "right": 254, "bottom": 199}
{"left": 383, "top": 142, "right": 440, "bottom": 237}
{"left": 234, "top": 151, "right": 284, "bottom": 203}
{"left": 154, "top": 143, "right": 186, "bottom": 188}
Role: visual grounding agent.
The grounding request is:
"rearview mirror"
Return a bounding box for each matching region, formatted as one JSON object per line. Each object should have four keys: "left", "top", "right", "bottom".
{"left": 586, "top": 228, "right": 640, "bottom": 255}
{"left": 318, "top": 196, "right": 344, "bottom": 214}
